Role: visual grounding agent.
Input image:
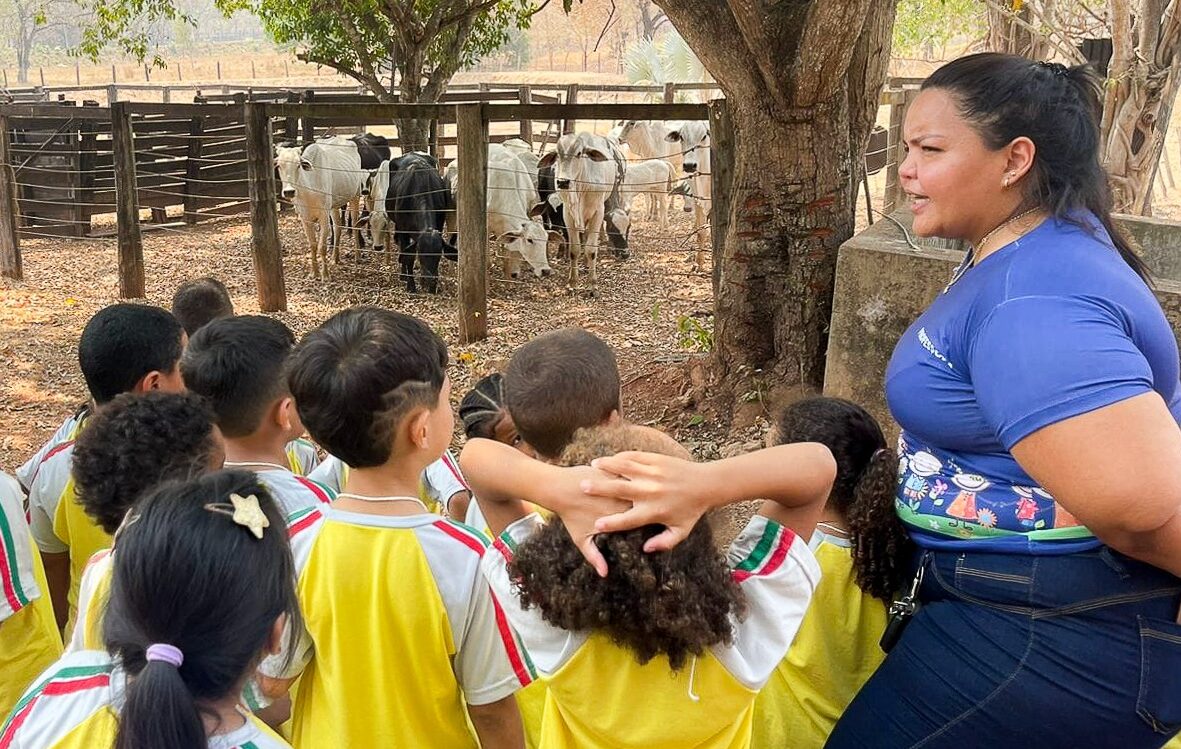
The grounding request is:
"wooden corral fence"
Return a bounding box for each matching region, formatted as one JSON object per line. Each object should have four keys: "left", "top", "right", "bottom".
{"left": 0, "top": 78, "right": 923, "bottom": 342}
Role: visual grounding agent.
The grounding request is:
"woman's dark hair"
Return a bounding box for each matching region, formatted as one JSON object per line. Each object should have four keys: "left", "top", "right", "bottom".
{"left": 459, "top": 373, "right": 507, "bottom": 440}
{"left": 287, "top": 306, "right": 448, "bottom": 468}
{"left": 509, "top": 425, "right": 744, "bottom": 670}
{"left": 73, "top": 392, "right": 219, "bottom": 535}
{"left": 773, "top": 397, "right": 912, "bottom": 601}
{"left": 924, "top": 52, "right": 1151, "bottom": 282}
{"left": 105, "top": 470, "right": 299, "bottom": 749}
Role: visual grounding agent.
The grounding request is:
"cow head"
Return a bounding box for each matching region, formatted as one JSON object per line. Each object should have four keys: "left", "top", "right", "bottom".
{"left": 500, "top": 220, "right": 553, "bottom": 279}
{"left": 604, "top": 208, "right": 631, "bottom": 258}
{"left": 274, "top": 145, "right": 310, "bottom": 200}
{"left": 542, "top": 133, "right": 611, "bottom": 192}
{"left": 665, "top": 122, "right": 710, "bottom": 175}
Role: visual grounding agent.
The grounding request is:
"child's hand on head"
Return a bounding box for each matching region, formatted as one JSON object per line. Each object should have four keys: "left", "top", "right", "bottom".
{"left": 582, "top": 451, "right": 713, "bottom": 553}
{"left": 555, "top": 465, "right": 633, "bottom": 577}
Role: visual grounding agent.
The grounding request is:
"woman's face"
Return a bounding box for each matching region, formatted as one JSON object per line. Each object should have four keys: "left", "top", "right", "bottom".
{"left": 899, "top": 88, "right": 1018, "bottom": 242}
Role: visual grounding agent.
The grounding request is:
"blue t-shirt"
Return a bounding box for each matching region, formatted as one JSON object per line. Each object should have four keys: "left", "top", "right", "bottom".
{"left": 885, "top": 211, "right": 1181, "bottom": 553}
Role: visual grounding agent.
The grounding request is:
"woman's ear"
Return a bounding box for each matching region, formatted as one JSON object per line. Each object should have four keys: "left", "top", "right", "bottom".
{"left": 1004, "top": 136, "right": 1037, "bottom": 185}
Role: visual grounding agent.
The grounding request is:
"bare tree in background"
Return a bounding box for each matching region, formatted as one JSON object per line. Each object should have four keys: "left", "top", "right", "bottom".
{"left": 1101, "top": 2, "right": 1181, "bottom": 215}
{"left": 636, "top": 0, "right": 666, "bottom": 40}
{"left": 651, "top": 0, "right": 897, "bottom": 415}
{"left": 4, "top": 0, "right": 71, "bottom": 83}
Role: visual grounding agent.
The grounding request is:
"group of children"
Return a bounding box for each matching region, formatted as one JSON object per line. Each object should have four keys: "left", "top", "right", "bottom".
{"left": 0, "top": 275, "right": 914, "bottom": 749}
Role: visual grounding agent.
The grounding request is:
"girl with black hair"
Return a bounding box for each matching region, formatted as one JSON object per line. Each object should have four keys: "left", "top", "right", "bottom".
{"left": 751, "top": 397, "right": 911, "bottom": 749}
{"left": 815, "top": 53, "right": 1181, "bottom": 747}
{"left": 0, "top": 470, "right": 298, "bottom": 749}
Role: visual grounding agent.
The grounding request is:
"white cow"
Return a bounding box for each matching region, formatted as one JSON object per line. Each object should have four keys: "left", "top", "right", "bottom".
{"left": 501, "top": 138, "right": 540, "bottom": 190}
{"left": 274, "top": 136, "right": 365, "bottom": 280}
{"left": 487, "top": 144, "right": 552, "bottom": 279}
{"left": 665, "top": 121, "right": 712, "bottom": 269}
{"left": 620, "top": 158, "right": 676, "bottom": 230}
{"left": 618, "top": 119, "right": 690, "bottom": 220}
{"left": 539, "top": 132, "right": 627, "bottom": 288}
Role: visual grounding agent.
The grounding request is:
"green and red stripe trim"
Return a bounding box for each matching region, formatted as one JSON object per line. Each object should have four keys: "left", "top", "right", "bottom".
{"left": 0, "top": 664, "right": 113, "bottom": 748}
{"left": 285, "top": 507, "right": 322, "bottom": 539}
{"left": 432, "top": 520, "right": 489, "bottom": 556}
{"left": 294, "top": 477, "right": 333, "bottom": 505}
{"left": 0, "top": 508, "right": 29, "bottom": 614}
{"left": 731, "top": 521, "right": 796, "bottom": 583}
{"left": 490, "top": 592, "right": 537, "bottom": 686}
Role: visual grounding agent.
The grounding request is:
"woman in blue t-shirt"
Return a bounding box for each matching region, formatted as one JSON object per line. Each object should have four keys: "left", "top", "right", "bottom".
{"left": 822, "top": 53, "right": 1181, "bottom": 748}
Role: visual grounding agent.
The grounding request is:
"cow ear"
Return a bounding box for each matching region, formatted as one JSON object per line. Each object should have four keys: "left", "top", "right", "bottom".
{"left": 299, "top": 158, "right": 312, "bottom": 171}
{"left": 499, "top": 231, "right": 521, "bottom": 242}
{"left": 538, "top": 151, "right": 558, "bottom": 169}
{"left": 585, "top": 148, "right": 609, "bottom": 162}
{"left": 527, "top": 202, "right": 547, "bottom": 219}
{"left": 665, "top": 131, "right": 682, "bottom": 143}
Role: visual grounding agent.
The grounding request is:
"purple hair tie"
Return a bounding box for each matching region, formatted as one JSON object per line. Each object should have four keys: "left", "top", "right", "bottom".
{"left": 145, "top": 643, "right": 184, "bottom": 668}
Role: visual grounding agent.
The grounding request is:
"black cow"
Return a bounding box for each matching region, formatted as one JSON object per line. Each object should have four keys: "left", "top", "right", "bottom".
{"left": 381, "top": 161, "right": 456, "bottom": 293}
{"left": 537, "top": 161, "right": 568, "bottom": 255}
{"left": 350, "top": 133, "right": 392, "bottom": 169}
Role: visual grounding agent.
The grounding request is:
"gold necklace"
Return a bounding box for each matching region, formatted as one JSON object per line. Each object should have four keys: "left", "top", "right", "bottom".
{"left": 974, "top": 207, "right": 1042, "bottom": 257}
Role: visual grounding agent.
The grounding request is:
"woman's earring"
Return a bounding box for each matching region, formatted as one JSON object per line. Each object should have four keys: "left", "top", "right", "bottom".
{"left": 1003, "top": 171, "right": 1015, "bottom": 188}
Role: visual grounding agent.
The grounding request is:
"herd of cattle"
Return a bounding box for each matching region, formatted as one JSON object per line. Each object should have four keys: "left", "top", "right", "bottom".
{"left": 272, "top": 120, "right": 712, "bottom": 292}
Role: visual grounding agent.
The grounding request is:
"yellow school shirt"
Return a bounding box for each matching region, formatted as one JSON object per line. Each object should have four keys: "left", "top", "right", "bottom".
{"left": 750, "top": 531, "right": 888, "bottom": 749}
{"left": 483, "top": 513, "right": 822, "bottom": 749}
{"left": 260, "top": 507, "right": 531, "bottom": 749}
{"left": 0, "top": 472, "right": 63, "bottom": 720}
{"left": 52, "top": 478, "right": 112, "bottom": 631}
{"left": 1, "top": 650, "right": 292, "bottom": 748}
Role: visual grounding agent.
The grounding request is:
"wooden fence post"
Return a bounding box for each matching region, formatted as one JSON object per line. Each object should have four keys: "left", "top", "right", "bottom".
{"left": 162, "top": 87, "right": 171, "bottom": 104}
{"left": 244, "top": 102, "right": 287, "bottom": 312}
{"left": 75, "top": 62, "right": 80, "bottom": 85}
{"left": 111, "top": 64, "right": 116, "bottom": 82}
{"left": 110, "top": 101, "right": 145, "bottom": 298}
{"left": 883, "top": 87, "right": 917, "bottom": 216}
{"left": 456, "top": 103, "right": 488, "bottom": 343}
{"left": 0, "top": 116, "right": 22, "bottom": 280}
{"left": 106, "top": 85, "right": 118, "bottom": 105}
{"left": 663, "top": 82, "right": 676, "bottom": 104}
{"left": 39, "top": 67, "right": 45, "bottom": 86}
{"left": 518, "top": 85, "right": 532, "bottom": 144}
{"left": 217, "top": 60, "right": 222, "bottom": 80}
{"left": 428, "top": 118, "right": 439, "bottom": 159}
{"left": 301, "top": 90, "right": 316, "bottom": 144}
{"left": 708, "top": 99, "right": 733, "bottom": 298}
{"left": 183, "top": 116, "right": 203, "bottom": 224}
{"left": 76, "top": 118, "right": 96, "bottom": 237}
{"left": 563, "top": 84, "right": 579, "bottom": 135}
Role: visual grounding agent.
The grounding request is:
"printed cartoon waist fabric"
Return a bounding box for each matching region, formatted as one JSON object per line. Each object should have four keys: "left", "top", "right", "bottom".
{"left": 895, "top": 433, "right": 1099, "bottom": 553}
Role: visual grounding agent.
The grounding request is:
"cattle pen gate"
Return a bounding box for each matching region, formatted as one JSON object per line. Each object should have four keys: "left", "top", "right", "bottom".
{"left": 0, "top": 80, "right": 920, "bottom": 343}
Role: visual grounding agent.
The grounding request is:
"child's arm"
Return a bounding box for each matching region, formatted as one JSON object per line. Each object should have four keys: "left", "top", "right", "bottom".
{"left": 459, "top": 438, "right": 629, "bottom": 576}
{"left": 468, "top": 696, "right": 525, "bottom": 749}
{"left": 588, "top": 442, "right": 836, "bottom": 551}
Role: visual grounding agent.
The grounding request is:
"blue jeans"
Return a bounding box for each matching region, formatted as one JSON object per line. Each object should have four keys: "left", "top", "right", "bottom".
{"left": 825, "top": 547, "right": 1181, "bottom": 749}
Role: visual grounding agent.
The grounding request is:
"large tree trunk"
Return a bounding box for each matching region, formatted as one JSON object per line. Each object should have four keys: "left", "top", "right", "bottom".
{"left": 986, "top": 1, "right": 1053, "bottom": 59}
{"left": 17, "top": 30, "right": 33, "bottom": 83}
{"left": 655, "top": 0, "right": 896, "bottom": 420}
{"left": 1100, "top": 2, "right": 1181, "bottom": 216}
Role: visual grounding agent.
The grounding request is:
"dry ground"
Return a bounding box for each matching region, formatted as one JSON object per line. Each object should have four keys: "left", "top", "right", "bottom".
{"left": 0, "top": 202, "right": 725, "bottom": 474}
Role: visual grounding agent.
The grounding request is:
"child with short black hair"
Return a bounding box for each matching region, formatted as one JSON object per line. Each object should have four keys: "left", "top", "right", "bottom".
{"left": 462, "top": 424, "right": 833, "bottom": 749}
{"left": 503, "top": 328, "right": 622, "bottom": 460}
{"left": 461, "top": 372, "right": 526, "bottom": 451}
{"left": 751, "top": 397, "right": 912, "bottom": 749}
{"left": 181, "top": 315, "right": 334, "bottom": 517}
{"left": 170, "top": 276, "right": 233, "bottom": 337}
{"left": 2, "top": 470, "right": 299, "bottom": 749}
{"left": 258, "top": 306, "right": 526, "bottom": 748}
{"left": 22, "top": 303, "right": 186, "bottom": 630}
{"left": 67, "top": 391, "right": 222, "bottom": 653}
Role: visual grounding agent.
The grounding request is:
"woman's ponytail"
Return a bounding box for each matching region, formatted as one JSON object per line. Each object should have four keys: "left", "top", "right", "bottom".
{"left": 846, "top": 450, "right": 914, "bottom": 602}
{"left": 115, "top": 657, "right": 205, "bottom": 749}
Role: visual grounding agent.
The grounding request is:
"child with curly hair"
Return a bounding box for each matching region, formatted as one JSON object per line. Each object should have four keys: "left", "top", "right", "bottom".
{"left": 67, "top": 392, "right": 222, "bottom": 653}
{"left": 462, "top": 424, "right": 833, "bottom": 749}
{"left": 750, "top": 397, "right": 913, "bottom": 749}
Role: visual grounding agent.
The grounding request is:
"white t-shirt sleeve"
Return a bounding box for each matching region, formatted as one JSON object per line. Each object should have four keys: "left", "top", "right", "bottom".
{"left": 452, "top": 564, "right": 530, "bottom": 705}
{"left": 0, "top": 472, "right": 43, "bottom": 622}
{"left": 257, "top": 514, "right": 323, "bottom": 682}
{"left": 421, "top": 451, "right": 470, "bottom": 513}
{"left": 67, "top": 550, "right": 112, "bottom": 652}
{"left": 307, "top": 455, "right": 345, "bottom": 494}
{"left": 712, "top": 515, "right": 821, "bottom": 690}
{"left": 25, "top": 453, "right": 69, "bottom": 555}
{"left": 15, "top": 415, "right": 77, "bottom": 491}
{"left": 479, "top": 513, "right": 587, "bottom": 676}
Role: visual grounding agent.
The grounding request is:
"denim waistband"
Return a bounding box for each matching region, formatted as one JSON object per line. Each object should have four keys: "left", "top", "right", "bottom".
{"left": 915, "top": 547, "right": 1181, "bottom": 619}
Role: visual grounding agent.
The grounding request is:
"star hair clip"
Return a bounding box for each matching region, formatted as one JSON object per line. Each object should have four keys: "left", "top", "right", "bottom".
{"left": 205, "top": 493, "right": 270, "bottom": 539}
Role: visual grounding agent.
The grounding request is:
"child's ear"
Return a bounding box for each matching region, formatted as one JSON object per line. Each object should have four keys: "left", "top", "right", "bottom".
{"left": 605, "top": 409, "right": 623, "bottom": 426}
{"left": 275, "top": 396, "right": 295, "bottom": 433}
{"left": 134, "top": 370, "right": 162, "bottom": 394}
{"left": 407, "top": 408, "right": 432, "bottom": 451}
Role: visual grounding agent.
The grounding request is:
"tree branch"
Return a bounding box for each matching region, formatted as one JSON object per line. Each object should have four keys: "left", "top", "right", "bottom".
{"left": 982, "top": 0, "right": 1087, "bottom": 62}
{"left": 593, "top": 0, "right": 615, "bottom": 52}
{"left": 436, "top": 0, "right": 500, "bottom": 31}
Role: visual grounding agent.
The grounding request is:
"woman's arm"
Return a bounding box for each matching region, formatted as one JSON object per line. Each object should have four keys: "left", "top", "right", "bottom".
{"left": 587, "top": 442, "right": 836, "bottom": 551}
{"left": 1011, "top": 391, "right": 1181, "bottom": 577}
